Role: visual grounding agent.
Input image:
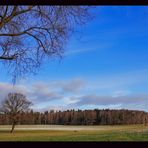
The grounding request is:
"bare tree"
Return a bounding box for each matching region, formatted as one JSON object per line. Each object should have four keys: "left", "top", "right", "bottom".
{"left": 0, "top": 6, "right": 92, "bottom": 82}
{"left": 0, "top": 92, "right": 32, "bottom": 133}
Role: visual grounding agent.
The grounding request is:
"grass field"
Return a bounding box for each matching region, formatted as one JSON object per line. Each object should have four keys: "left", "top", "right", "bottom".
{"left": 0, "top": 124, "right": 148, "bottom": 141}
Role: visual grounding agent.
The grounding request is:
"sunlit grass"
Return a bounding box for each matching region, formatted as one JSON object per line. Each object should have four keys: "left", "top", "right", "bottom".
{"left": 0, "top": 124, "right": 148, "bottom": 141}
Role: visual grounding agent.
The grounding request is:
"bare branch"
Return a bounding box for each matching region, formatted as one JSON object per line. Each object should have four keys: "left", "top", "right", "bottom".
{"left": 0, "top": 55, "right": 17, "bottom": 60}
{"left": 0, "top": 92, "right": 32, "bottom": 132}
{"left": 0, "top": 6, "right": 35, "bottom": 29}
{"left": 0, "top": 6, "right": 92, "bottom": 82}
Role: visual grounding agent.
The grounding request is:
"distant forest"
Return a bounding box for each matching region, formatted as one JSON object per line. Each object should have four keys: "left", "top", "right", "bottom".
{"left": 0, "top": 109, "right": 148, "bottom": 125}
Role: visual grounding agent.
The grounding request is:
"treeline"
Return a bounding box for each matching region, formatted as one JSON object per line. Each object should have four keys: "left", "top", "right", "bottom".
{"left": 0, "top": 109, "right": 148, "bottom": 125}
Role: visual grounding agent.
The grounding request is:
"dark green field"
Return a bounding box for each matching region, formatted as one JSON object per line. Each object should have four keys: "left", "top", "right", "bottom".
{"left": 0, "top": 124, "right": 148, "bottom": 141}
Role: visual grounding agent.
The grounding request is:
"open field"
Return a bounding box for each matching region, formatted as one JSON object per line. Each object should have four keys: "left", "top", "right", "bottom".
{"left": 0, "top": 124, "right": 148, "bottom": 141}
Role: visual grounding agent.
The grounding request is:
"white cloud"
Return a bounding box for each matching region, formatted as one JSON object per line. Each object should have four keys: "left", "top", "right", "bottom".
{"left": 0, "top": 83, "right": 28, "bottom": 101}
{"left": 0, "top": 78, "right": 86, "bottom": 110}
{"left": 69, "top": 94, "right": 147, "bottom": 106}
{"left": 1, "top": 68, "right": 148, "bottom": 111}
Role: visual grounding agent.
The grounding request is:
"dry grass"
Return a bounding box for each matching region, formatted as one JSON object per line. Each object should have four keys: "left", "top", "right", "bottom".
{"left": 0, "top": 124, "right": 148, "bottom": 141}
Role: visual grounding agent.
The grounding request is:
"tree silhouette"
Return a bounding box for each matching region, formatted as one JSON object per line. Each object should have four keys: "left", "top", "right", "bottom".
{"left": 0, "top": 92, "right": 32, "bottom": 133}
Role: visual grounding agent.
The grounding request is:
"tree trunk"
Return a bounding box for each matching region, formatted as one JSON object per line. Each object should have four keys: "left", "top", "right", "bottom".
{"left": 11, "top": 122, "right": 15, "bottom": 133}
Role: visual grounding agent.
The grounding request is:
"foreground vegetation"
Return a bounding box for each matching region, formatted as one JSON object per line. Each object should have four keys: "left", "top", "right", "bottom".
{"left": 0, "top": 124, "right": 148, "bottom": 141}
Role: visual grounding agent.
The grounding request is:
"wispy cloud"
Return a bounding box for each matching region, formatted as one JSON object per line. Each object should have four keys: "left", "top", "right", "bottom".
{"left": 65, "top": 48, "right": 92, "bottom": 56}
{"left": 64, "top": 43, "right": 112, "bottom": 56}
{"left": 112, "top": 90, "right": 131, "bottom": 97}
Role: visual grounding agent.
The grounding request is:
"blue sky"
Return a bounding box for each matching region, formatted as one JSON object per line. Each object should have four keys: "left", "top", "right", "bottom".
{"left": 1, "top": 6, "right": 148, "bottom": 112}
